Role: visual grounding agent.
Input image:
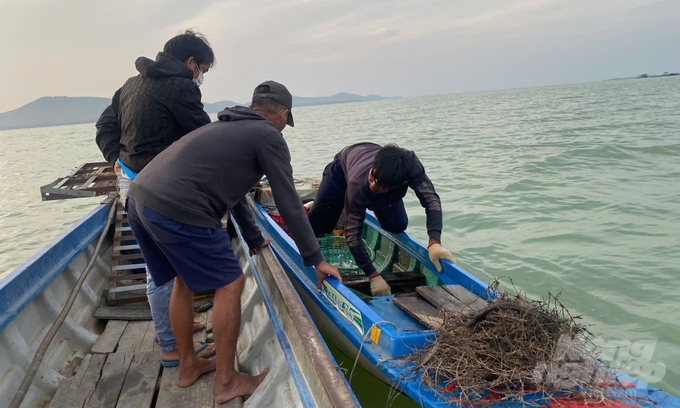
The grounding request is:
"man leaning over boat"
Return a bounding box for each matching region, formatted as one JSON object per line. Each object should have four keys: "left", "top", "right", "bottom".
{"left": 125, "top": 81, "right": 342, "bottom": 402}
{"left": 308, "top": 143, "right": 456, "bottom": 296}
{"left": 94, "top": 30, "right": 217, "bottom": 366}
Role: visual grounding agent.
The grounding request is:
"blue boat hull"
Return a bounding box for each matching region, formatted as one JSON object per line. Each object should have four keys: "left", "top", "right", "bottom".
{"left": 0, "top": 200, "right": 361, "bottom": 408}
{"left": 247, "top": 197, "right": 680, "bottom": 408}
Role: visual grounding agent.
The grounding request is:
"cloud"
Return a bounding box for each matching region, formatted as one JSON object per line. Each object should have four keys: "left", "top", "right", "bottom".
{"left": 0, "top": 0, "right": 678, "bottom": 112}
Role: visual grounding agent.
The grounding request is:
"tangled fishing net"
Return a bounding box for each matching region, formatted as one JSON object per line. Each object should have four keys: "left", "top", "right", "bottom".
{"left": 399, "top": 279, "right": 653, "bottom": 407}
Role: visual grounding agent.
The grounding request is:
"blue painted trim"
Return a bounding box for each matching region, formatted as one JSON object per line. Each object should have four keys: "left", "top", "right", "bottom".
{"left": 0, "top": 204, "right": 109, "bottom": 332}
{"left": 230, "top": 214, "right": 318, "bottom": 408}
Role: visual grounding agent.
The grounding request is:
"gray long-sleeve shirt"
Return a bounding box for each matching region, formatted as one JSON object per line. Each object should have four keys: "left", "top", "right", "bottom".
{"left": 128, "top": 106, "right": 323, "bottom": 267}
{"left": 340, "top": 143, "right": 442, "bottom": 275}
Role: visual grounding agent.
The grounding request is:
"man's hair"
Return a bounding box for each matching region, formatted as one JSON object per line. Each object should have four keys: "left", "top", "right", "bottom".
{"left": 163, "top": 30, "right": 215, "bottom": 67}
{"left": 251, "top": 97, "right": 288, "bottom": 114}
{"left": 371, "top": 144, "right": 410, "bottom": 190}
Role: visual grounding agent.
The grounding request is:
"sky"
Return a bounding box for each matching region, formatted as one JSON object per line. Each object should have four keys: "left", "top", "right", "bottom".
{"left": 0, "top": 0, "right": 679, "bottom": 113}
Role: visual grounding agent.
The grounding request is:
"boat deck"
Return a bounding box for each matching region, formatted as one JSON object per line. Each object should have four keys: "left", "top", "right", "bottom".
{"left": 46, "top": 311, "right": 242, "bottom": 408}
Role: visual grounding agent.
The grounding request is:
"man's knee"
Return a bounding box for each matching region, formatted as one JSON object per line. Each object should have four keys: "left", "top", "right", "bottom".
{"left": 217, "top": 273, "right": 245, "bottom": 295}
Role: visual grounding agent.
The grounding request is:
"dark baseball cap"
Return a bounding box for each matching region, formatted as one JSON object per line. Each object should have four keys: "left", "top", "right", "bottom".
{"left": 252, "top": 80, "right": 294, "bottom": 127}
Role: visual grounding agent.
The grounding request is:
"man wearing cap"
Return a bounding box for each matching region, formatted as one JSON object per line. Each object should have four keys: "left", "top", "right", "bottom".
{"left": 126, "top": 81, "right": 341, "bottom": 402}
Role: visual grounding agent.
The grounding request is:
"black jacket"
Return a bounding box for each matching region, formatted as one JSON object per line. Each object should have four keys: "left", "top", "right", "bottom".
{"left": 340, "top": 143, "right": 442, "bottom": 275}
{"left": 95, "top": 52, "right": 211, "bottom": 173}
{"left": 128, "top": 107, "right": 324, "bottom": 267}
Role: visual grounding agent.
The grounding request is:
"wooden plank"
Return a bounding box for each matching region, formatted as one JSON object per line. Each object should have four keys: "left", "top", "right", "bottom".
{"left": 110, "top": 284, "right": 147, "bottom": 293}
{"left": 139, "top": 320, "right": 158, "bottom": 353}
{"left": 113, "top": 235, "right": 138, "bottom": 243}
{"left": 394, "top": 296, "right": 443, "bottom": 329}
{"left": 117, "top": 320, "right": 150, "bottom": 353}
{"left": 92, "top": 320, "right": 129, "bottom": 354}
{"left": 157, "top": 367, "right": 215, "bottom": 408}
{"left": 48, "top": 354, "right": 106, "bottom": 408}
{"left": 115, "top": 353, "right": 162, "bottom": 408}
{"left": 205, "top": 308, "right": 213, "bottom": 334}
{"left": 442, "top": 285, "right": 488, "bottom": 311}
{"left": 79, "top": 175, "right": 98, "bottom": 190}
{"left": 110, "top": 273, "right": 147, "bottom": 281}
{"left": 58, "top": 356, "right": 83, "bottom": 378}
{"left": 416, "top": 286, "right": 466, "bottom": 312}
{"left": 112, "top": 253, "right": 144, "bottom": 261}
{"left": 194, "top": 312, "right": 208, "bottom": 344}
{"left": 95, "top": 290, "right": 153, "bottom": 321}
{"left": 84, "top": 352, "right": 133, "bottom": 408}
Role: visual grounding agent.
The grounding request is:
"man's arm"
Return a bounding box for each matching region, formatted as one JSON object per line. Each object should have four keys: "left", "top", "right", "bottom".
{"left": 343, "top": 202, "right": 377, "bottom": 276}
{"left": 170, "top": 83, "right": 211, "bottom": 134}
{"left": 256, "top": 132, "right": 323, "bottom": 267}
{"left": 409, "top": 159, "right": 443, "bottom": 242}
{"left": 95, "top": 88, "right": 123, "bottom": 163}
{"left": 408, "top": 155, "right": 455, "bottom": 271}
{"left": 230, "top": 197, "right": 265, "bottom": 250}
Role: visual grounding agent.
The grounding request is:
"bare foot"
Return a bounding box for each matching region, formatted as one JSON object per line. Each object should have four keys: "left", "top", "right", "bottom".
{"left": 162, "top": 341, "right": 215, "bottom": 362}
{"left": 177, "top": 358, "right": 216, "bottom": 388}
{"left": 214, "top": 368, "right": 270, "bottom": 404}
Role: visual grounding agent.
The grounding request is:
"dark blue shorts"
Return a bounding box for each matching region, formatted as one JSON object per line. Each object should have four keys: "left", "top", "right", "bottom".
{"left": 126, "top": 197, "right": 242, "bottom": 292}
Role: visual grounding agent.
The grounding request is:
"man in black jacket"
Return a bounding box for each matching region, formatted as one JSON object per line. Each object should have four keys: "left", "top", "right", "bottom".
{"left": 96, "top": 30, "right": 213, "bottom": 178}
{"left": 308, "top": 143, "right": 456, "bottom": 296}
{"left": 94, "top": 30, "right": 216, "bottom": 367}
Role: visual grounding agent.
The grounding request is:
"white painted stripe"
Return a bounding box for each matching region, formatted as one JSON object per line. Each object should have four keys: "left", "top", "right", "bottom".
{"left": 113, "top": 244, "right": 139, "bottom": 251}
{"left": 112, "top": 263, "right": 147, "bottom": 271}
{"left": 109, "top": 284, "right": 147, "bottom": 293}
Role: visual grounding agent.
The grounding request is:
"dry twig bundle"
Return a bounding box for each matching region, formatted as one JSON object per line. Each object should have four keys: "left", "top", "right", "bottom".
{"left": 403, "top": 279, "right": 647, "bottom": 407}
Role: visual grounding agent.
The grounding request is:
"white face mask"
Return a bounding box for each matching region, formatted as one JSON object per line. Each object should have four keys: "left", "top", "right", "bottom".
{"left": 193, "top": 62, "right": 204, "bottom": 87}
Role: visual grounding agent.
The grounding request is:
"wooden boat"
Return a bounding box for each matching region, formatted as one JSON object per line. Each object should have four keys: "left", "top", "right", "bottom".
{"left": 0, "top": 198, "right": 361, "bottom": 408}
{"left": 249, "top": 187, "right": 680, "bottom": 408}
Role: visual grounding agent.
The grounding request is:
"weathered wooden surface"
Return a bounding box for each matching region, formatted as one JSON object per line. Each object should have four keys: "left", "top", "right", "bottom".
{"left": 194, "top": 312, "right": 208, "bottom": 343}
{"left": 139, "top": 319, "right": 159, "bottom": 353}
{"left": 115, "top": 352, "right": 162, "bottom": 408}
{"left": 206, "top": 308, "right": 213, "bottom": 333}
{"left": 157, "top": 366, "right": 215, "bottom": 408}
{"left": 394, "top": 295, "right": 443, "bottom": 329}
{"left": 416, "top": 286, "right": 464, "bottom": 311}
{"left": 95, "top": 290, "right": 152, "bottom": 320}
{"left": 84, "top": 352, "right": 133, "bottom": 408}
{"left": 48, "top": 354, "right": 106, "bottom": 408}
{"left": 58, "top": 356, "right": 83, "bottom": 379}
{"left": 92, "top": 320, "right": 129, "bottom": 354}
{"left": 442, "top": 285, "right": 488, "bottom": 311}
{"left": 95, "top": 291, "right": 215, "bottom": 320}
{"left": 117, "top": 320, "right": 151, "bottom": 353}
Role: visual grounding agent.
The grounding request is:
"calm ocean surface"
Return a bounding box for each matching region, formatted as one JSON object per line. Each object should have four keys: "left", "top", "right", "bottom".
{"left": 1, "top": 77, "right": 678, "bottom": 401}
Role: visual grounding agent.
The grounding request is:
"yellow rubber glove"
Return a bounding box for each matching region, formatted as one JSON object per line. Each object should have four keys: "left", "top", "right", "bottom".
{"left": 369, "top": 275, "right": 392, "bottom": 296}
{"left": 428, "top": 240, "right": 456, "bottom": 272}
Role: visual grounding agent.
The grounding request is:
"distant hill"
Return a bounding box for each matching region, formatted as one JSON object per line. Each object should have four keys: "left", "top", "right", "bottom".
{"left": 293, "top": 92, "right": 400, "bottom": 107}
{"left": 0, "top": 97, "right": 111, "bottom": 131}
{"left": 202, "top": 100, "right": 241, "bottom": 112}
{"left": 0, "top": 93, "right": 399, "bottom": 131}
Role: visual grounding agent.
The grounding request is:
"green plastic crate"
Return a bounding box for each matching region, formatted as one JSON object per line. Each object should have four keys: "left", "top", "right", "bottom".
{"left": 318, "top": 236, "right": 375, "bottom": 275}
